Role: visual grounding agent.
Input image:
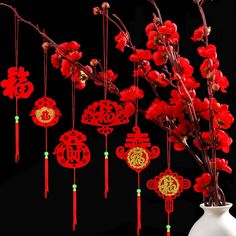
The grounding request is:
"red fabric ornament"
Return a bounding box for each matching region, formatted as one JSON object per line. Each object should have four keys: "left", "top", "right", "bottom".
{"left": 1, "top": 66, "right": 34, "bottom": 99}
{"left": 81, "top": 99, "right": 130, "bottom": 135}
{"left": 54, "top": 129, "right": 90, "bottom": 169}
{"left": 147, "top": 169, "right": 191, "bottom": 235}
{"left": 30, "top": 96, "right": 61, "bottom": 127}
{"left": 0, "top": 66, "right": 34, "bottom": 163}
{"left": 30, "top": 96, "right": 61, "bottom": 198}
{"left": 81, "top": 99, "right": 130, "bottom": 198}
{"left": 116, "top": 125, "right": 160, "bottom": 236}
{"left": 116, "top": 125, "right": 160, "bottom": 172}
{"left": 54, "top": 129, "right": 90, "bottom": 231}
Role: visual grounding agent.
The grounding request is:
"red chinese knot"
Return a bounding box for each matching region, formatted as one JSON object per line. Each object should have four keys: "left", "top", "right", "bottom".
{"left": 147, "top": 169, "right": 191, "bottom": 199}
{"left": 1, "top": 66, "right": 34, "bottom": 99}
{"left": 54, "top": 129, "right": 90, "bottom": 169}
{"left": 30, "top": 97, "right": 61, "bottom": 127}
{"left": 81, "top": 99, "right": 130, "bottom": 135}
{"left": 116, "top": 126, "right": 160, "bottom": 172}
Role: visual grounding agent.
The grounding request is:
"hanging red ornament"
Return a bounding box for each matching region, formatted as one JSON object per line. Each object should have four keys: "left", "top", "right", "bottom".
{"left": 147, "top": 169, "right": 191, "bottom": 235}
{"left": 30, "top": 96, "right": 61, "bottom": 127}
{"left": 1, "top": 66, "right": 34, "bottom": 99}
{"left": 54, "top": 129, "right": 90, "bottom": 231}
{"left": 0, "top": 66, "right": 34, "bottom": 163}
{"left": 54, "top": 129, "right": 90, "bottom": 168}
{"left": 116, "top": 125, "right": 160, "bottom": 172}
{"left": 81, "top": 99, "right": 130, "bottom": 198}
{"left": 81, "top": 99, "right": 130, "bottom": 135}
{"left": 30, "top": 96, "right": 61, "bottom": 198}
{"left": 116, "top": 125, "right": 160, "bottom": 236}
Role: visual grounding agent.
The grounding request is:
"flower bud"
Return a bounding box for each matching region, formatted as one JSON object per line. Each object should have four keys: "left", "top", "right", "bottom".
{"left": 212, "top": 83, "right": 220, "bottom": 91}
{"left": 42, "top": 42, "right": 50, "bottom": 51}
{"left": 90, "top": 58, "right": 99, "bottom": 67}
{"left": 93, "top": 7, "right": 101, "bottom": 15}
{"left": 101, "top": 2, "right": 110, "bottom": 9}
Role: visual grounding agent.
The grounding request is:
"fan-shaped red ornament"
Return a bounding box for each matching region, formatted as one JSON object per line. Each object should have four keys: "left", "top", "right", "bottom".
{"left": 81, "top": 99, "right": 130, "bottom": 135}
{"left": 30, "top": 96, "right": 61, "bottom": 127}
{"left": 147, "top": 169, "right": 191, "bottom": 235}
{"left": 81, "top": 99, "right": 130, "bottom": 198}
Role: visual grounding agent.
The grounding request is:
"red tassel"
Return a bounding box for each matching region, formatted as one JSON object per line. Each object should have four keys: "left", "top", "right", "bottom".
{"left": 15, "top": 116, "right": 19, "bottom": 163}
{"left": 104, "top": 152, "right": 109, "bottom": 198}
{"left": 44, "top": 152, "right": 49, "bottom": 198}
{"left": 137, "top": 189, "right": 141, "bottom": 236}
{"left": 167, "top": 230, "right": 171, "bottom": 236}
{"left": 72, "top": 184, "right": 77, "bottom": 231}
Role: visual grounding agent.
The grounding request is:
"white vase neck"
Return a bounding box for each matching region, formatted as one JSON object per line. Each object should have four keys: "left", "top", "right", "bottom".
{"left": 200, "top": 202, "right": 233, "bottom": 215}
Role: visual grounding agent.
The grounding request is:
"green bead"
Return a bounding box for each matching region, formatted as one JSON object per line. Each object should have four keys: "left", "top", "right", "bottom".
{"left": 72, "top": 184, "right": 77, "bottom": 189}
{"left": 104, "top": 151, "right": 109, "bottom": 156}
{"left": 136, "top": 188, "right": 141, "bottom": 194}
{"left": 15, "top": 116, "right": 19, "bottom": 120}
{"left": 44, "top": 151, "right": 49, "bottom": 156}
{"left": 166, "top": 225, "right": 171, "bottom": 230}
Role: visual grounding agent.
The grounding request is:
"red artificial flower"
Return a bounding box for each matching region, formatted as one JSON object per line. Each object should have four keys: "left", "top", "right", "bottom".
{"left": 158, "top": 20, "right": 180, "bottom": 44}
{"left": 123, "top": 101, "right": 136, "bottom": 117}
{"left": 145, "top": 98, "right": 169, "bottom": 120}
{"left": 197, "top": 44, "right": 217, "bottom": 58}
{"left": 191, "top": 25, "right": 206, "bottom": 42}
{"left": 147, "top": 70, "right": 169, "bottom": 87}
{"left": 146, "top": 30, "right": 161, "bottom": 50}
{"left": 114, "top": 31, "right": 129, "bottom": 52}
{"left": 152, "top": 46, "right": 168, "bottom": 66}
{"left": 173, "top": 57, "right": 194, "bottom": 78}
{"left": 119, "top": 85, "right": 144, "bottom": 102}
{"left": 51, "top": 54, "right": 61, "bottom": 68}
{"left": 193, "top": 98, "right": 209, "bottom": 118}
{"left": 211, "top": 158, "right": 232, "bottom": 174}
{"left": 51, "top": 41, "right": 83, "bottom": 79}
{"left": 200, "top": 58, "right": 219, "bottom": 78}
{"left": 193, "top": 173, "right": 213, "bottom": 197}
{"left": 194, "top": 130, "right": 233, "bottom": 153}
{"left": 145, "top": 22, "right": 156, "bottom": 36}
{"left": 95, "top": 69, "right": 118, "bottom": 86}
{"left": 214, "top": 70, "right": 229, "bottom": 93}
{"left": 129, "top": 49, "right": 152, "bottom": 62}
{"left": 213, "top": 109, "right": 234, "bottom": 130}
{"left": 169, "top": 119, "right": 194, "bottom": 151}
{"left": 133, "top": 60, "right": 152, "bottom": 78}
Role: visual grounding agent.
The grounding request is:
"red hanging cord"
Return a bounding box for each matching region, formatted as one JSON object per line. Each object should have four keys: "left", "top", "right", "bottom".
{"left": 43, "top": 36, "right": 50, "bottom": 198}
{"left": 104, "top": 135, "right": 109, "bottom": 198}
{"left": 166, "top": 126, "right": 172, "bottom": 235}
{"left": 102, "top": 7, "right": 110, "bottom": 199}
{"left": 137, "top": 173, "right": 141, "bottom": 236}
{"left": 44, "top": 127, "right": 49, "bottom": 198}
{"left": 72, "top": 168, "right": 77, "bottom": 231}
{"left": 14, "top": 14, "right": 20, "bottom": 163}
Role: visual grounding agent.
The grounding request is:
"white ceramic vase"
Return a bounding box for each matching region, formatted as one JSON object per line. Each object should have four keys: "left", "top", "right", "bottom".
{"left": 188, "top": 202, "right": 236, "bottom": 236}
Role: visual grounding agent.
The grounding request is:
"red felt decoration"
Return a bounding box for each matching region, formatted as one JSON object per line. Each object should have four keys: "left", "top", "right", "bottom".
{"left": 82, "top": 99, "right": 130, "bottom": 198}
{"left": 116, "top": 125, "right": 160, "bottom": 172}
{"left": 116, "top": 125, "right": 160, "bottom": 236}
{"left": 147, "top": 169, "right": 191, "bottom": 235}
{"left": 30, "top": 96, "right": 61, "bottom": 127}
{"left": 81, "top": 99, "right": 130, "bottom": 135}
{"left": 54, "top": 129, "right": 90, "bottom": 231}
{"left": 54, "top": 129, "right": 90, "bottom": 169}
{"left": 1, "top": 66, "right": 34, "bottom": 99}
{"left": 0, "top": 66, "right": 34, "bottom": 163}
